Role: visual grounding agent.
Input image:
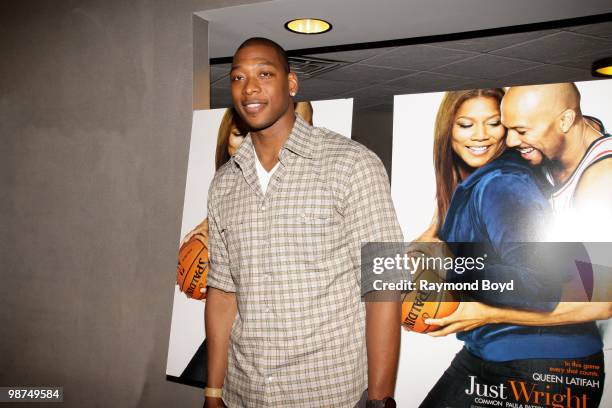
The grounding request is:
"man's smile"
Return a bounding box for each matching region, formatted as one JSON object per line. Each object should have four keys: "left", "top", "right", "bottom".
{"left": 242, "top": 100, "right": 267, "bottom": 114}
{"left": 516, "top": 146, "right": 538, "bottom": 160}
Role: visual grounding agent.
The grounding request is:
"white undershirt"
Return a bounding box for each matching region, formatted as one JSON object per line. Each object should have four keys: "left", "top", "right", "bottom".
{"left": 254, "top": 146, "right": 280, "bottom": 194}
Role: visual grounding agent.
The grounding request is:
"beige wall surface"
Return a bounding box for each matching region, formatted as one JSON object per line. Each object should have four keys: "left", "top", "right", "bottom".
{"left": 1, "top": 1, "right": 262, "bottom": 407}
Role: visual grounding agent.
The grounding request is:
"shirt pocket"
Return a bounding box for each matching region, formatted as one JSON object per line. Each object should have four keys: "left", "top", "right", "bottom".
{"left": 272, "top": 207, "right": 337, "bottom": 263}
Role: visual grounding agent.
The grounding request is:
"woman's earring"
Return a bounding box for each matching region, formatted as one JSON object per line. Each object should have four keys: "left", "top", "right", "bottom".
{"left": 290, "top": 92, "right": 296, "bottom": 97}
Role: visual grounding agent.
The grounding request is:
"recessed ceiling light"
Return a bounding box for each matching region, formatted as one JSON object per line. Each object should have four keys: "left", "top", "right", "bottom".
{"left": 285, "top": 18, "right": 332, "bottom": 35}
{"left": 592, "top": 57, "right": 612, "bottom": 77}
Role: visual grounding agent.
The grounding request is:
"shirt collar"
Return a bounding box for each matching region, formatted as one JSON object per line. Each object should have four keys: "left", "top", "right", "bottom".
{"left": 282, "top": 114, "right": 315, "bottom": 159}
{"left": 232, "top": 132, "right": 255, "bottom": 170}
{"left": 232, "top": 114, "right": 314, "bottom": 169}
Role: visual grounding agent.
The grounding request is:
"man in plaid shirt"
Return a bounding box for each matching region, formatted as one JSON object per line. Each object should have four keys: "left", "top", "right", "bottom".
{"left": 204, "top": 37, "right": 403, "bottom": 408}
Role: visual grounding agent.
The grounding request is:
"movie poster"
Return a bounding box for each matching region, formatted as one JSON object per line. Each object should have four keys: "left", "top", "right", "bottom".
{"left": 165, "top": 98, "right": 354, "bottom": 385}
{"left": 391, "top": 80, "right": 612, "bottom": 407}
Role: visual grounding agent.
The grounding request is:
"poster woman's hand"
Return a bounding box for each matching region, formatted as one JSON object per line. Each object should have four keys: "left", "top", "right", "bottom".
{"left": 425, "top": 302, "right": 497, "bottom": 337}
{"left": 180, "top": 217, "right": 209, "bottom": 248}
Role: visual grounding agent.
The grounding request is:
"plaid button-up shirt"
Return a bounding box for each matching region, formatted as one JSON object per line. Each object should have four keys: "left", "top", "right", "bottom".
{"left": 207, "top": 115, "right": 403, "bottom": 407}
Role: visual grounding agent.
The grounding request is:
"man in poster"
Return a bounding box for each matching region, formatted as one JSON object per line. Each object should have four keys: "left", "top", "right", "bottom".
{"left": 502, "top": 83, "right": 612, "bottom": 240}
{"left": 204, "top": 37, "right": 403, "bottom": 407}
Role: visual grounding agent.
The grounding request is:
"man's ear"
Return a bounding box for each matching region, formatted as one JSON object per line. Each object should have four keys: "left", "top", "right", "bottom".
{"left": 288, "top": 72, "right": 298, "bottom": 97}
{"left": 559, "top": 109, "right": 577, "bottom": 133}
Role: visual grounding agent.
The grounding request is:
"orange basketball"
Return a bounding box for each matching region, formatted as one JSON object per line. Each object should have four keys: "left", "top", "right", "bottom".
{"left": 177, "top": 234, "right": 208, "bottom": 300}
{"left": 401, "top": 289, "right": 458, "bottom": 333}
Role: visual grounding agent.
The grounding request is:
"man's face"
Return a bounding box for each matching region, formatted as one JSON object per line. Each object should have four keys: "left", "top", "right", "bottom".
{"left": 501, "top": 92, "right": 564, "bottom": 167}
{"left": 229, "top": 43, "right": 297, "bottom": 132}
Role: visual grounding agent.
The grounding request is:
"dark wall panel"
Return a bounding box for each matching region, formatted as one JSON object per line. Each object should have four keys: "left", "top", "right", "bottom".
{"left": 1, "top": 1, "right": 261, "bottom": 407}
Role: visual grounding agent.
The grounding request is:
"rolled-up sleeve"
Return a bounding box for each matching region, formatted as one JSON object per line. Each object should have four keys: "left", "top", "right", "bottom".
{"left": 206, "top": 188, "right": 235, "bottom": 293}
{"left": 343, "top": 149, "right": 404, "bottom": 278}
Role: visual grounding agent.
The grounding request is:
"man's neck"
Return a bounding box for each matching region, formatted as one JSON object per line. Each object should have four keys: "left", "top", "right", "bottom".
{"left": 552, "top": 118, "right": 601, "bottom": 184}
{"left": 251, "top": 112, "right": 295, "bottom": 171}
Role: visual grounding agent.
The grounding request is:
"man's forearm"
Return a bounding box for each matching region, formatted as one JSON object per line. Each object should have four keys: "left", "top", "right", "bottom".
{"left": 490, "top": 302, "right": 612, "bottom": 326}
{"left": 365, "top": 300, "right": 401, "bottom": 399}
{"left": 205, "top": 287, "right": 238, "bottom": 388}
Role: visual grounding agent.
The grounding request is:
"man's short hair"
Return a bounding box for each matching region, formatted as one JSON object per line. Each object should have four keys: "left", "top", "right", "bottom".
{"left": 236, "top": 37, "right": 290, "bottom": 74}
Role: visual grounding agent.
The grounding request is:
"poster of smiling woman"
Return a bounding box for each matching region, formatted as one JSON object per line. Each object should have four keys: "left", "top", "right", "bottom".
{"left": 391, "top": 79, "right": 612, "bottom": 407}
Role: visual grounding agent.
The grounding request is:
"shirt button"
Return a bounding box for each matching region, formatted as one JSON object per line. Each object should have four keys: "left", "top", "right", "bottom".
{"left": 261, "top": 205, "right": 266, "bottom": 211}
{"left": 267, "top": 376, "right": 273, "bottom": 383}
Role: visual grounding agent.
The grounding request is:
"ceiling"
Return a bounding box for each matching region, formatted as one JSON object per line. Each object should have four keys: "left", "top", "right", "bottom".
{"left": 201, "top": 1, "right": 612, "bottom": 112}
{"left": 210, "top": 19, "right": 612, "bottom": 111}
{"left": 197, "top": 0, "right": 612, "bottom": 59}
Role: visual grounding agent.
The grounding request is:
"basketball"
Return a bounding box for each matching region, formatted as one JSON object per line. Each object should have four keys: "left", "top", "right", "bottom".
{"left": 399, "top": 249, "right": 459, "bottom": 333}
{"left": 401, "top": 289, "right": 458, "bottom": 333}
{"left": 177, "top": 234, "right": 209, "bottom": 300}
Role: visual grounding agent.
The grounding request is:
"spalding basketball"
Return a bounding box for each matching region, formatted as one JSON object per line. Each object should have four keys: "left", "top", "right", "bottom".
{"left": 400, "top": 255, "right": 458, "bottom": 333}
{"left": 177, "top": 234, "right": 208, "bottom": 300}
{"left": 401, "top": 290, "right": 458, "bottom": 333}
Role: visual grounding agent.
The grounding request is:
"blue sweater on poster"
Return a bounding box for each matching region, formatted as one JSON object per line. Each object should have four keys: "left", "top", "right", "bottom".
{"left": 439, "top": 149, "right": 602, "bottom": 362}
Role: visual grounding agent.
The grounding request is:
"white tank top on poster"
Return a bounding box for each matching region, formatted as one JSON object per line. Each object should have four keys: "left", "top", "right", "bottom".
{"left": 545, "top": 133, "right": 612, "bottom": 213}
{"left": 542, "top": 121, "right": 612, "bottom": 243}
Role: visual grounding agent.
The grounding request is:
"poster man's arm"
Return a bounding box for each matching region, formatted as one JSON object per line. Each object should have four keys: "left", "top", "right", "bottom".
{"left": 426, "top": 301, "right": 612, "bottom": 337}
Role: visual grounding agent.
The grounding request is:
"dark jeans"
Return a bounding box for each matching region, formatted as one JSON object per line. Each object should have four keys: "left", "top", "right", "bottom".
{"left": 420, "top": 347, "right": 605, "bottom": 408}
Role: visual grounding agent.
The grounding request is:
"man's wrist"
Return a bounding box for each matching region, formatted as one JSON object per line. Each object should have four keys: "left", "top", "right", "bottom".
{"left": 204, "top": 387, "right": 223, "bottom": 398}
